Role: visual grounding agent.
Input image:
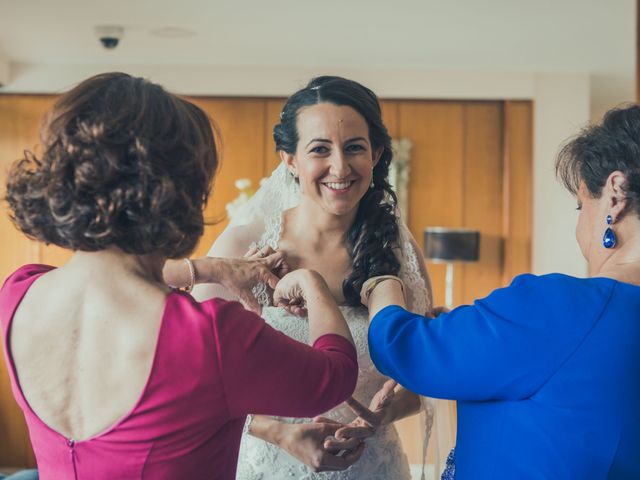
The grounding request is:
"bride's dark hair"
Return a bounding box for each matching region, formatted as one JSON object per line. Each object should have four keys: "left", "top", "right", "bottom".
{"left": 273, "top": 76, "right": 400, "bottom": 306}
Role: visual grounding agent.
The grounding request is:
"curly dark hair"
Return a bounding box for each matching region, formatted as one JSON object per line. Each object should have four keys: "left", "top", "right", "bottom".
{"left": 6, "top": 72, "right": 218, "bottom": 259}
{"left": 556, "top": 104, "right": 640, "bottom": 218}
{"left": 274, "top": 76, "right": 400, "bottom": 306}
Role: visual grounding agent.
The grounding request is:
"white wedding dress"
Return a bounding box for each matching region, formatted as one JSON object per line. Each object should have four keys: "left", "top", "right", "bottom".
{"left": 236, "top": 305, "right": 414, "bottom": 480}
{"left": 196, "top": 163, "right": 436, "bottom": 480}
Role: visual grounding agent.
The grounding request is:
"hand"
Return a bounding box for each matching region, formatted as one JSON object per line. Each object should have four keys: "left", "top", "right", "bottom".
{"left": 200, "top": 249, "right": 289, "bottom": 313}
{"left": 325, "top": 380, "right": 398, "bottom": 452}
{"left": 278, "top": 421, "right": 365, "bottom": 472}
{"left": 243, "top": 245, "right": 290, "bottom": 278}
{"left": 273, "top": 269, "right": 325, "bottom": 317}
{"left": 429, "top": 305, "right": 451, "bottom": 318}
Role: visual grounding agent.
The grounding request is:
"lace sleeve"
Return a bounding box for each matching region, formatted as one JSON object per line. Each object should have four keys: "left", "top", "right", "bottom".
{"left": 397, "top": 224, "right": 432, "bottom": 316}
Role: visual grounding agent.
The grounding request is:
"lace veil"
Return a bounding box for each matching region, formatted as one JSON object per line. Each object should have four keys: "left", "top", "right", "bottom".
{"left": 194, "top": 162, "right": 447, "bottom": 479}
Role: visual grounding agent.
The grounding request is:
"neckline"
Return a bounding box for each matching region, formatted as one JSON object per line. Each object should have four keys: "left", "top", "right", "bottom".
{"left": 4, "top": 265, "right": 178, "bottom": 444}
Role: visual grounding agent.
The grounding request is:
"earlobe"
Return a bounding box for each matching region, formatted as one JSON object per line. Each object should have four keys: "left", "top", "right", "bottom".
{"left": 607, "top": 171, "right": 628, "bottom": 219}
{"left": 279, "top": 150, "right": 297, "bottom": 177}
{"left": 373, "top": 147, "right": 384, "bottom": 167}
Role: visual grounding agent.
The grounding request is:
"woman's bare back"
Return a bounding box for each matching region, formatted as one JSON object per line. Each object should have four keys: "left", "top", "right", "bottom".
{"left": 9, "top": 256, "right": 168, "bottom": 441}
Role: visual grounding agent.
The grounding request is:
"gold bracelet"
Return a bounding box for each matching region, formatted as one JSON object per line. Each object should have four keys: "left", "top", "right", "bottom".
{"left": 360, "top": 275, "right": 404, "bottom": 306}
{"left": 184, "top": 258, "right": 195, "bottom": 293}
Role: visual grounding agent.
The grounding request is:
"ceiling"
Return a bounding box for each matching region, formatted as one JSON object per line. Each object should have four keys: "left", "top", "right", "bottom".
{"left": 0, "top": 0, "right": 635, "bottom": 114}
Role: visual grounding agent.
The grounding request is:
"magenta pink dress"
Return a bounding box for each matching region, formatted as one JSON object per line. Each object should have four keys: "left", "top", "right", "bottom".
{"left": 0, "top": 265, "right": 358, "bottom": 480}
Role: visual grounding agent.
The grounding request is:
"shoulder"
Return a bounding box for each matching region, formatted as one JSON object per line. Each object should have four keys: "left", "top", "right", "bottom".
{"left": 508, "top": 273, "right": 616, "bottom": 298}
{"left": 477, "top": 273, "right": 617, "bottom": 321}
{"left": 0, "top": 264, "right": 55, "bottom": 330}
{"left": 1, "top": 264, "right": 55, "bottom": 297}
{"left": 207, "top": 223, "right": 260, "bottom": 258}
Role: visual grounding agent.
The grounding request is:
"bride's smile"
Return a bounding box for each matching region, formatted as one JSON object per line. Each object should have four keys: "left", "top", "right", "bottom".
{"left": 322, "top": 180, "right": 355, "bottom": 193}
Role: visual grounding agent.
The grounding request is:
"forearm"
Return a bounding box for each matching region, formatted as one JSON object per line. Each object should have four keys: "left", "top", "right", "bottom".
{"left": 304, "top": 273, "right": 354, "bottom": 345}
{"left": 247, "top": 415, "right": 284, "bottom": 446}
{"left": 162, "top": 258, "right": 214, "bottom": 288}
{"left": 383, "top": 387, "right": 422, "bottom": 425}
{"left": 368, "top": 279, "right": 406, "bottom": 318}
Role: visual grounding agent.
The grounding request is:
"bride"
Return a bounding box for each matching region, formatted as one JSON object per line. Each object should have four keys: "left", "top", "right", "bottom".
{"left": 195, "top": 76, "right": 434, "bottom": 479}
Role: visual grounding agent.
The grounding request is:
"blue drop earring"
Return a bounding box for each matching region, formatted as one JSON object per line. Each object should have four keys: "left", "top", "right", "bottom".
{"left": 602, "top": 214, "right": 617, "bottom": 249}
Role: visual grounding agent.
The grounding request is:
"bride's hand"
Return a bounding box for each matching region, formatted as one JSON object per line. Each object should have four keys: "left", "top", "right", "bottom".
{"left": 273, "top": 270, "right": 325, "bottom": 317}
{"left": 325, "top": 380, "right": 398, "bottom": 451}
{"left": 277, "top": 421, "right": 365, "bottom": 472}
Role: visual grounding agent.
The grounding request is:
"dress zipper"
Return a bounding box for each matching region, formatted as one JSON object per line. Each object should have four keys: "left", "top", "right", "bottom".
{"left": 67, "top": 438, "right": 78, "bottom": 479}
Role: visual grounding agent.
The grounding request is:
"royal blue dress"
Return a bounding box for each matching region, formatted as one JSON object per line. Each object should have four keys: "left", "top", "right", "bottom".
{"left": 368, "top": 274, "right": 640, "bottom": 479}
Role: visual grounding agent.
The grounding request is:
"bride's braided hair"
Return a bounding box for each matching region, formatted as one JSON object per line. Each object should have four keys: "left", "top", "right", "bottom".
{"left": 274, "top": 76, "right": 400, "bottom": 306}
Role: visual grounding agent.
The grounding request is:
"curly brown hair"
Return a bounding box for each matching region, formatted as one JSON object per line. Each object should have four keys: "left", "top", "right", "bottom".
{"left": 6, "top": 72, "right": 218, "bottom": 259}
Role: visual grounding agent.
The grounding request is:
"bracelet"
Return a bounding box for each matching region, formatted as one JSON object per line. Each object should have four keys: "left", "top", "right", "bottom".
{"left": 184, "top": 258, "right": 196, "bottom": 293}
{"left": 360, "top": 275, "right": 405, "bottom": 306}
{"left": 167, "top": 258, "right": 196, "bottom": 293}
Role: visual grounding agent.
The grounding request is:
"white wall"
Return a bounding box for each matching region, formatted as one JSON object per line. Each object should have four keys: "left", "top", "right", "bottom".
{"left": 0, "top": 50, "right": 9, "bottom": 86}
{"left": 532, "top": 74, "right": 590, "bottom": 277}
{"left": 3, "top": 63, "right": 537, "bottom": 99}
{"left": 1, "top": 64, "right": 591, "bottom": 276}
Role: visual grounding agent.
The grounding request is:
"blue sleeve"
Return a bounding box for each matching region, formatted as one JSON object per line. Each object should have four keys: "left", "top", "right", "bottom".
{"left": 368, "top": 274, "right": 615, "bottom": 401}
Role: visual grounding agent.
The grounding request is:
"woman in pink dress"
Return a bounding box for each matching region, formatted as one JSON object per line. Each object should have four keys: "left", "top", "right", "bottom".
{"left": 0, "top": 72, "right": 359, "bottom": 480}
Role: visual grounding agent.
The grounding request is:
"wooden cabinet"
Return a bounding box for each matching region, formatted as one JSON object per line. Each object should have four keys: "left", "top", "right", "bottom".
{"left": 0, "top": 95, "right": 531, "bottom": 468}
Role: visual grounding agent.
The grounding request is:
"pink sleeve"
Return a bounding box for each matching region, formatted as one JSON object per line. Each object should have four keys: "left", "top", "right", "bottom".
{"left": 208, "top": 300, "right": 358, "bottom": 419}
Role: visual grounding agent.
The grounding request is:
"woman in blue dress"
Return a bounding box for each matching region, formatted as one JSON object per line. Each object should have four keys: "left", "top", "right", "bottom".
{"left": 360, "top": 104, "right": 640, "bottom": 479}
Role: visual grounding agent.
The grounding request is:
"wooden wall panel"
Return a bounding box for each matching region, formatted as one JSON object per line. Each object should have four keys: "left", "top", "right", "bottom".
{"left": 0, "top": 95, "right": 56, "bottom": 467}
{"left": 502, "top": 101, "right": 533, "bottom": 282}
{"left": 460, "top": 102, "right": 504, "bottom": 304}
{"left": 187, "top": 98, "right": 267, "bottom": 258}
{"left": 0, "top": 97, "right": 55, "bottom": 279}
{"left": 399, "top": 102, "right": 465, "bottom": 307}
{"left": 380, "top": 100, "right": 399, "bottom": 137}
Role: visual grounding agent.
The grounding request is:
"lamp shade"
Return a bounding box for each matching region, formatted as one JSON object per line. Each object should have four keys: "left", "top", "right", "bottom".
{"left": 423, "top": 227, "right": 480, "bottom": 263}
